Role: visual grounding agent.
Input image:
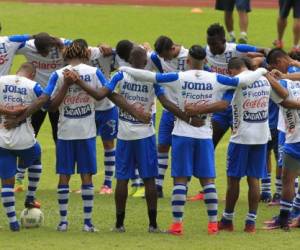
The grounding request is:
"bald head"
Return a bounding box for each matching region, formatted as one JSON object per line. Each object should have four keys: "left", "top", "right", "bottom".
{"left": 17, "top": 62, "right": 36, "bottom": 80}
{"left": 128, "top": 46, "right": 147, "bottom": 69}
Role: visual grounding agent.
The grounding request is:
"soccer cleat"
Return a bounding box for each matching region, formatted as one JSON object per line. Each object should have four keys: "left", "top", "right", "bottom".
{"left": 291, "top": 46, "right": 300, "bottom": 53}
{"left": 208, "top": 222, "right": 218, "bottom": 235}
{"left": 132, "top": 186, "right": 145, "bottom": 198}
{"left": 228, "top": 36, "right": 236, "bottom": 43}
{"left": 268, "top": 193, "right": 281, "bottom": 206}
{"left": 238, "top": 36, "right": 248, "bottom": 44}
{"left": 148, "top": 226, "right": 165, "bottom": 233}
{"left": 83, "top": 223, "right": 98, "bottom": 232}
{"left": 167, "top": 222, "right": 183, "bottom": 236}
{"left": 111, "top": 226, "right": 126, "bottom": 233}
{"left": 129, "top": 186, "right": 138, "bottom": 196}
{"left": 273, "top": 39, "right": 284, "bottom": 49}
{"left": 99, "top": 185, "right": 113, "bottom": 195}
{"left": 244, "top": 223, "right": 256, "bottom": 233}
{"left": 218, "top": 220, "right": 234, "bottom": 232}
{"left": 24, "top": 199, "right": 41, "bottom": 209}
{"left": 57, "top": 222, "right": 68, "bottom": 232}
{"left": 260, "top": 192, "right": 272, "bottom": 203}
{"left": 187, "top": 191, "right": 204, "bottom": 201}
{"left": 10, "top": 221, "right": 20, "bottom": 232}
{"left": 14, "top": 179, "right": 24, "bottom": 193}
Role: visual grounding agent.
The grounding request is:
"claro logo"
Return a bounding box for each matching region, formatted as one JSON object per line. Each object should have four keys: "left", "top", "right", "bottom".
{"left": 31, "top": 60, "right": 63, "bottom": 70}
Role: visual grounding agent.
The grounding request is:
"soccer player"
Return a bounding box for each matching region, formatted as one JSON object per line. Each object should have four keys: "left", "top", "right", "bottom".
{"left": 212, "top": 57, "right": 289, "bottom": 233}
{"left": 0, "top": 34, "right": 32, "bottom": 76}
{"left": 0, "top": 62, "right": 44, "bottom": 231}
{"left": 150, "top": 35, "right": 189, "bottom": 198}
{"left": 120, "top": 45, "right": 268, "bottom": 235}
{"left": 215, "top": 0, "right": 251, "bottom": 43}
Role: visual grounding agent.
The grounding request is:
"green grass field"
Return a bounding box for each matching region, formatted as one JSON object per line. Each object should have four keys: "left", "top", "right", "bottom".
{"left": 0, "top": 2, "right": 300, "bottom": 250}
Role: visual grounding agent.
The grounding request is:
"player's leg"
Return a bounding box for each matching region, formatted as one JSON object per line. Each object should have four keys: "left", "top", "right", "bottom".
{"left": 244, "top": 144, "right": 268, "bottom": 233}
{"left": 113, "top": 138, "right": 134, "bottom": 232}
{"left": 136, "top": 135, "right": 161, "bottom": 232}
{"left": 55, "top": 139, "right": 74, "bottom": 232}
{"left": 167, "top": 135, "right": 193, "bottom": 235}
{"left": 274, "top": 0, "right": 292, "bottom": 48}
{"left": 236, "top": 0, "right": 251, "bottom": 43}
{"left": 219, "top": 142, "right": 248, "bottom": 231}
{"left": 95, "top": 108, "right": 118, "bottom": 194}
{"left": 18, "top": 142, "right": 43, "bottom": 208}
{"left": 0, "top": 148, "right": 19, "bottom": 231}
{"left": 48, "top": 110, "right": 59, "bottom": 143}
{"left": 292, "top": 1, "right": 300, "bottom": 51}
{"left": 77, "top": 138, "right": 97, "bottom": 232}
{"left": 155, "top": 110, "right": 174, "bottom": 198}
{"left": 14, "top": 109, "right": 47, "bottom": 191}
{"left": 215, "top": 0, "right": 236, "bottom": 42}
{"left": 260, "top": 150, "right": 272, "bottom": 203}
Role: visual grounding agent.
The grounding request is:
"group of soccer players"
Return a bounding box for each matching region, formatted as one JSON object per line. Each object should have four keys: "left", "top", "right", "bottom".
{"left": 1, "top": 22, "right": 300, "bottom": 235}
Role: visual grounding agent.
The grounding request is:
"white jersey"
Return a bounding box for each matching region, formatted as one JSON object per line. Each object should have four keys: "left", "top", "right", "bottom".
{"left": 44, "top": 63, "right": 105, "bottom": 140}
{"left": 230, "top": 73, "right": 282, "bottom": 144}
{"left": 0, "top": 35, "right": 30, "bottom": 76}
{"left": 0, "top": 75, "right": 43, "bottom": 149}
{"left": 88, "top": 47, "right": 115, "bottom": 111}
{"left": 279, "top": 79, "right": 300, "bottom": 143}
{"left": 206, "top": 42, "right": 244, "bottom": 75}
{"left": 106, "top": 71, "right": 164, "bottom": 140}
{"left": 17, "top": 38, "right": 71, "bottom": 87}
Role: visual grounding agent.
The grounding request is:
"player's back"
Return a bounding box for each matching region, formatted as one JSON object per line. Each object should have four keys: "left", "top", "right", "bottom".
{"left": 0, "top": 75, "right": 41, "bottom": 149}
{"left": 0, "top": 37, "right": 21, "bottom": 76}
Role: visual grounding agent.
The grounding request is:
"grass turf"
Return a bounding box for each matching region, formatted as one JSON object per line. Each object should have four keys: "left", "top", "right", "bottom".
{"left": 0, "top": 2, "right": 299, "bottom": 250}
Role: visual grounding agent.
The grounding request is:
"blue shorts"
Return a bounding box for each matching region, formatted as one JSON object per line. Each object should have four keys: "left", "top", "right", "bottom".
{"left": 158, "top": 110, "right": 175, "bottom": 146}
{"left": 115, "top": 135, "right": 158, "bottom": 180}
{"left": 171, "top": 135, "right": 215, "bottom": 178}
{"left": 283, "top": 142, "right": 300, "bottom": 160}
{"left": 95, "top": 107, "right": 118, "bottom": 140}
{"left": 212, "top": 106, "right": 232, "bottom": 131}
{"left": 56, "top": 138, "right": 97, "bottom": 175}
{"left": 0, "top": 143, "right": 41, "bottom": 179}
{"left": 215, "top": 0, "right": 251, "bottom": 12}
{"left": 227, "top": 142, "right": 267, "bottom": 179}
{"left": 278, "top": 131, "right": 286, "bottom": 168}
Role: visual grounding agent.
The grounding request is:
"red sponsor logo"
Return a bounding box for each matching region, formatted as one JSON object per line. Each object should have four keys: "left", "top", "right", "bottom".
{"left": 211, "top": 65, "right": 228, "bottom": 75}
{"left": 243, "top": 97, "right": 268, "bottom": 109}
{"left": 32, "top": 60, "right": 62, "bottom": 70}
{"left": 0, "top": 54, "right": 8, "bottom": 65}
{"left": 64, "top": 93, "right": 90, "bottom": 105}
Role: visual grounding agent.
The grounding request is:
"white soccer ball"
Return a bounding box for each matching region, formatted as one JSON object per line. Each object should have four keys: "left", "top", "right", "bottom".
{"left": 20, "top": 208, "right": 44, "bottom": 228}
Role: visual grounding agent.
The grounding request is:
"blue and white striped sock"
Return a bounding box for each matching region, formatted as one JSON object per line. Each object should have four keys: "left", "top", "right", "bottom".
{"left": 26, "top": 164, "right": 42, "bottom": 201}
{"left": 203, "top": 183, "right": 218, "bottom": 222}
{"left": 293, "top": 189, "right": 300, "bottom": 212}
{"left": 275, "top": 176, "right": 282, "bottom": 195}
{"left": 295, "top": 178, "right": 299, "bottom": 195}
{"left": 103, "top": 148, "right": 115, "bottom": 188}
{"left": 1, "top": 185, "right": 17, "bottom": 226}
{"left": 261, "top": 173, "right": 271, "bottom": 195}
{"left": 16, "top": 162, "right": 26, "bottom": 181}
{"left": 245, "top": 211, "right": 257, "bottom": 225}
{"left": 222, "top": 210, "right": 234, "bottom": 223}
{"left": 58, "top": 185, "right": 69, "bottom": 223}
{"left": 131, "top": 168, "right": 144, "bottom": 187}
{"left": 171, "top": 184, "right": 187, "bottom": 223}
{"left": 82, "top": 184, "right": 94, "bottom": 226}
{"left": 280, "top": 199, "right": 293, "bottom": 215}
{"left": 155, "top": 152, "right": 168, "bottom": 191}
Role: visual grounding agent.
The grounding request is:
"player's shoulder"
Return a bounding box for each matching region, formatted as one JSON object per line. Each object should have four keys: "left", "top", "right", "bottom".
{"left": 0, "top": 36, "right": 9, "bottom": 43}
{"left": 178, "top": 46, "right": 189, "bottom": 58}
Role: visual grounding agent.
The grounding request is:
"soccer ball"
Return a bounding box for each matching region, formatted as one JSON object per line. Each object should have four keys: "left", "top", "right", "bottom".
{"left": 20, "top": 208, "right": 44, "bottom": 228}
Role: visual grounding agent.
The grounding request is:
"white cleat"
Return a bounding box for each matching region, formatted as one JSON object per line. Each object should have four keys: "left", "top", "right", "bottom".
{"left": 57, "top": 222, "right": 68, "bottom": 232}
{"left": 83, "top": 224, "right": 99, "bottom": 232}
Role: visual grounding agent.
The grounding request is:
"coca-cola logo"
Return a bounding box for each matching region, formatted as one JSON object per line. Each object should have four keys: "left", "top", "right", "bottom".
{"left": 64, "top": 93, "right": 90, "bottom": 105}
{"left": 243, "top": 97, "right": 268, "bottom": 109}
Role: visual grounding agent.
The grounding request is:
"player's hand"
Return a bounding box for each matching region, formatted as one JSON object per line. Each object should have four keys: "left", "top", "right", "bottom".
{"left": 270, "top": 69, "right": 284, "bottom": 79}
{"left": 98, "top": 44, "right": 113, "bottom": 57}
{"left": 142, "top": 42, "right": 152, "bottom": 52}
{"left": 5, "top": 105, "right": 27, "bottom": 116}
{"left": 63, "top": 69, "right": 79, "bottom": 85}
{"left": 132, "top": 103, "right": 151, "bottom": 124}
{"left": 184, "top": 103, "right": 202, "bottom": 116}
{"left": 246, "top": 52, "right": 264, "bottom": 58}
{"left": 3, "top": 116, "right": 20, "bottom": 129}
{"left": 289, "top": 58, "right": 300, "bottom": 67}
{"left": 189, "top": 116, "right": 205, "bottom": 127}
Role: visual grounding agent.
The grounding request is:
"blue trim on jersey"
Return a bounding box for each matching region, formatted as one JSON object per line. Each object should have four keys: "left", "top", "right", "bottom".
{"left": 96, "top": 69, "right": 107, "bottom": 86}
{"left": 63, "top": 39, "right": 72, "bottom": 46}
{"left": 44, "top": 72, "right": 59, "bottom": 96}
{"left": 150, "top": 52, "right": 164, "bottom": 73}
{"left": 156, "top": 72, "right": 179, "bottom": 83}
{"left": 8, "top": 34, "right": 31, "bottom": 43}
{"left": 106, "top": 71, "right": 124, "bottom": 92}
{"left": 279, "top": 79, "right": 288, "bottom": 89}
{"left": 33, "top": 83, "right": 44, "bottom": 97}
{"left": 204, "top": 64, "right": 212, "bottom": 72}
{"left": 222, "top": 90, "right": 234, "bottom": 102}
{"left": 288, "top": 66, "right": 300, "bottom": 73}
{"left": 154, "top": 84, "right": 164, "bottom": 97}
{"left": 17, "top": 42, "right": 26, "bottom": 50}
{"left": 216, "top": 74, "right": 239, "bottom": 87}
{"left": 236, "top": 44, "right": 258, "bottom": 53}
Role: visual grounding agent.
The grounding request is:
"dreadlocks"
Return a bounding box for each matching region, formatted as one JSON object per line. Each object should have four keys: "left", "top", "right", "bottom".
{"left": 63, "top": 40, "right": 90, "bottom": 62}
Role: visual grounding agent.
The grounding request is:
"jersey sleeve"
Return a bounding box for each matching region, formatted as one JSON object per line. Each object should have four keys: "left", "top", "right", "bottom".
{"left": 216, "top": 74, "right": 239, "bottom": 88}
{"left": 221, "top": 89, "right": 234, "bottom": 103}
{"left": 236, "top": 44, "right": 258, "bottom": 53}
{"left": 43, "top": 72, "right": 59, "bottom": 96}
{"left": 154, "top": 83, "right": 165, "bottom": 97}
{"left": 96, "top": 69, "right": 107, "bottom": 86}
{"left": 33, "top": 83, "right": 44, "bottom": 98}
{"left": 156, "top": 72, "right": 179, "bottom": 83}
{"left": 279, "top": 79, "right": 288, "bottom": 89}
{"left": 8, "top": 34, "right": 31, "bottom": 43}
{"left": 288, "top": 66, "right": 300, "bottom": 73}
{"left": 105, "top": 71, "right": 124, "bottom": 92}
{"left": 150, "top": 52, "right": 164, "bottom": 73}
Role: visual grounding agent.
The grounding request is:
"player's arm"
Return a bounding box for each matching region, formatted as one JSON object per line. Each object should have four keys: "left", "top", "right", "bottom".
{"left": 8, "top": 34, "right": 33, "bottom": 43}
{"left": 185, "top": 90, "right": 233, "bottom": 116}
{"left": 265, "top": 73, "right": 288, "bottom": 100}
{"left": 236, "top": 44, "right": 268, "bottom": 55}
{"left": 271, "top": 69, "right": 300, "bottom": 81}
